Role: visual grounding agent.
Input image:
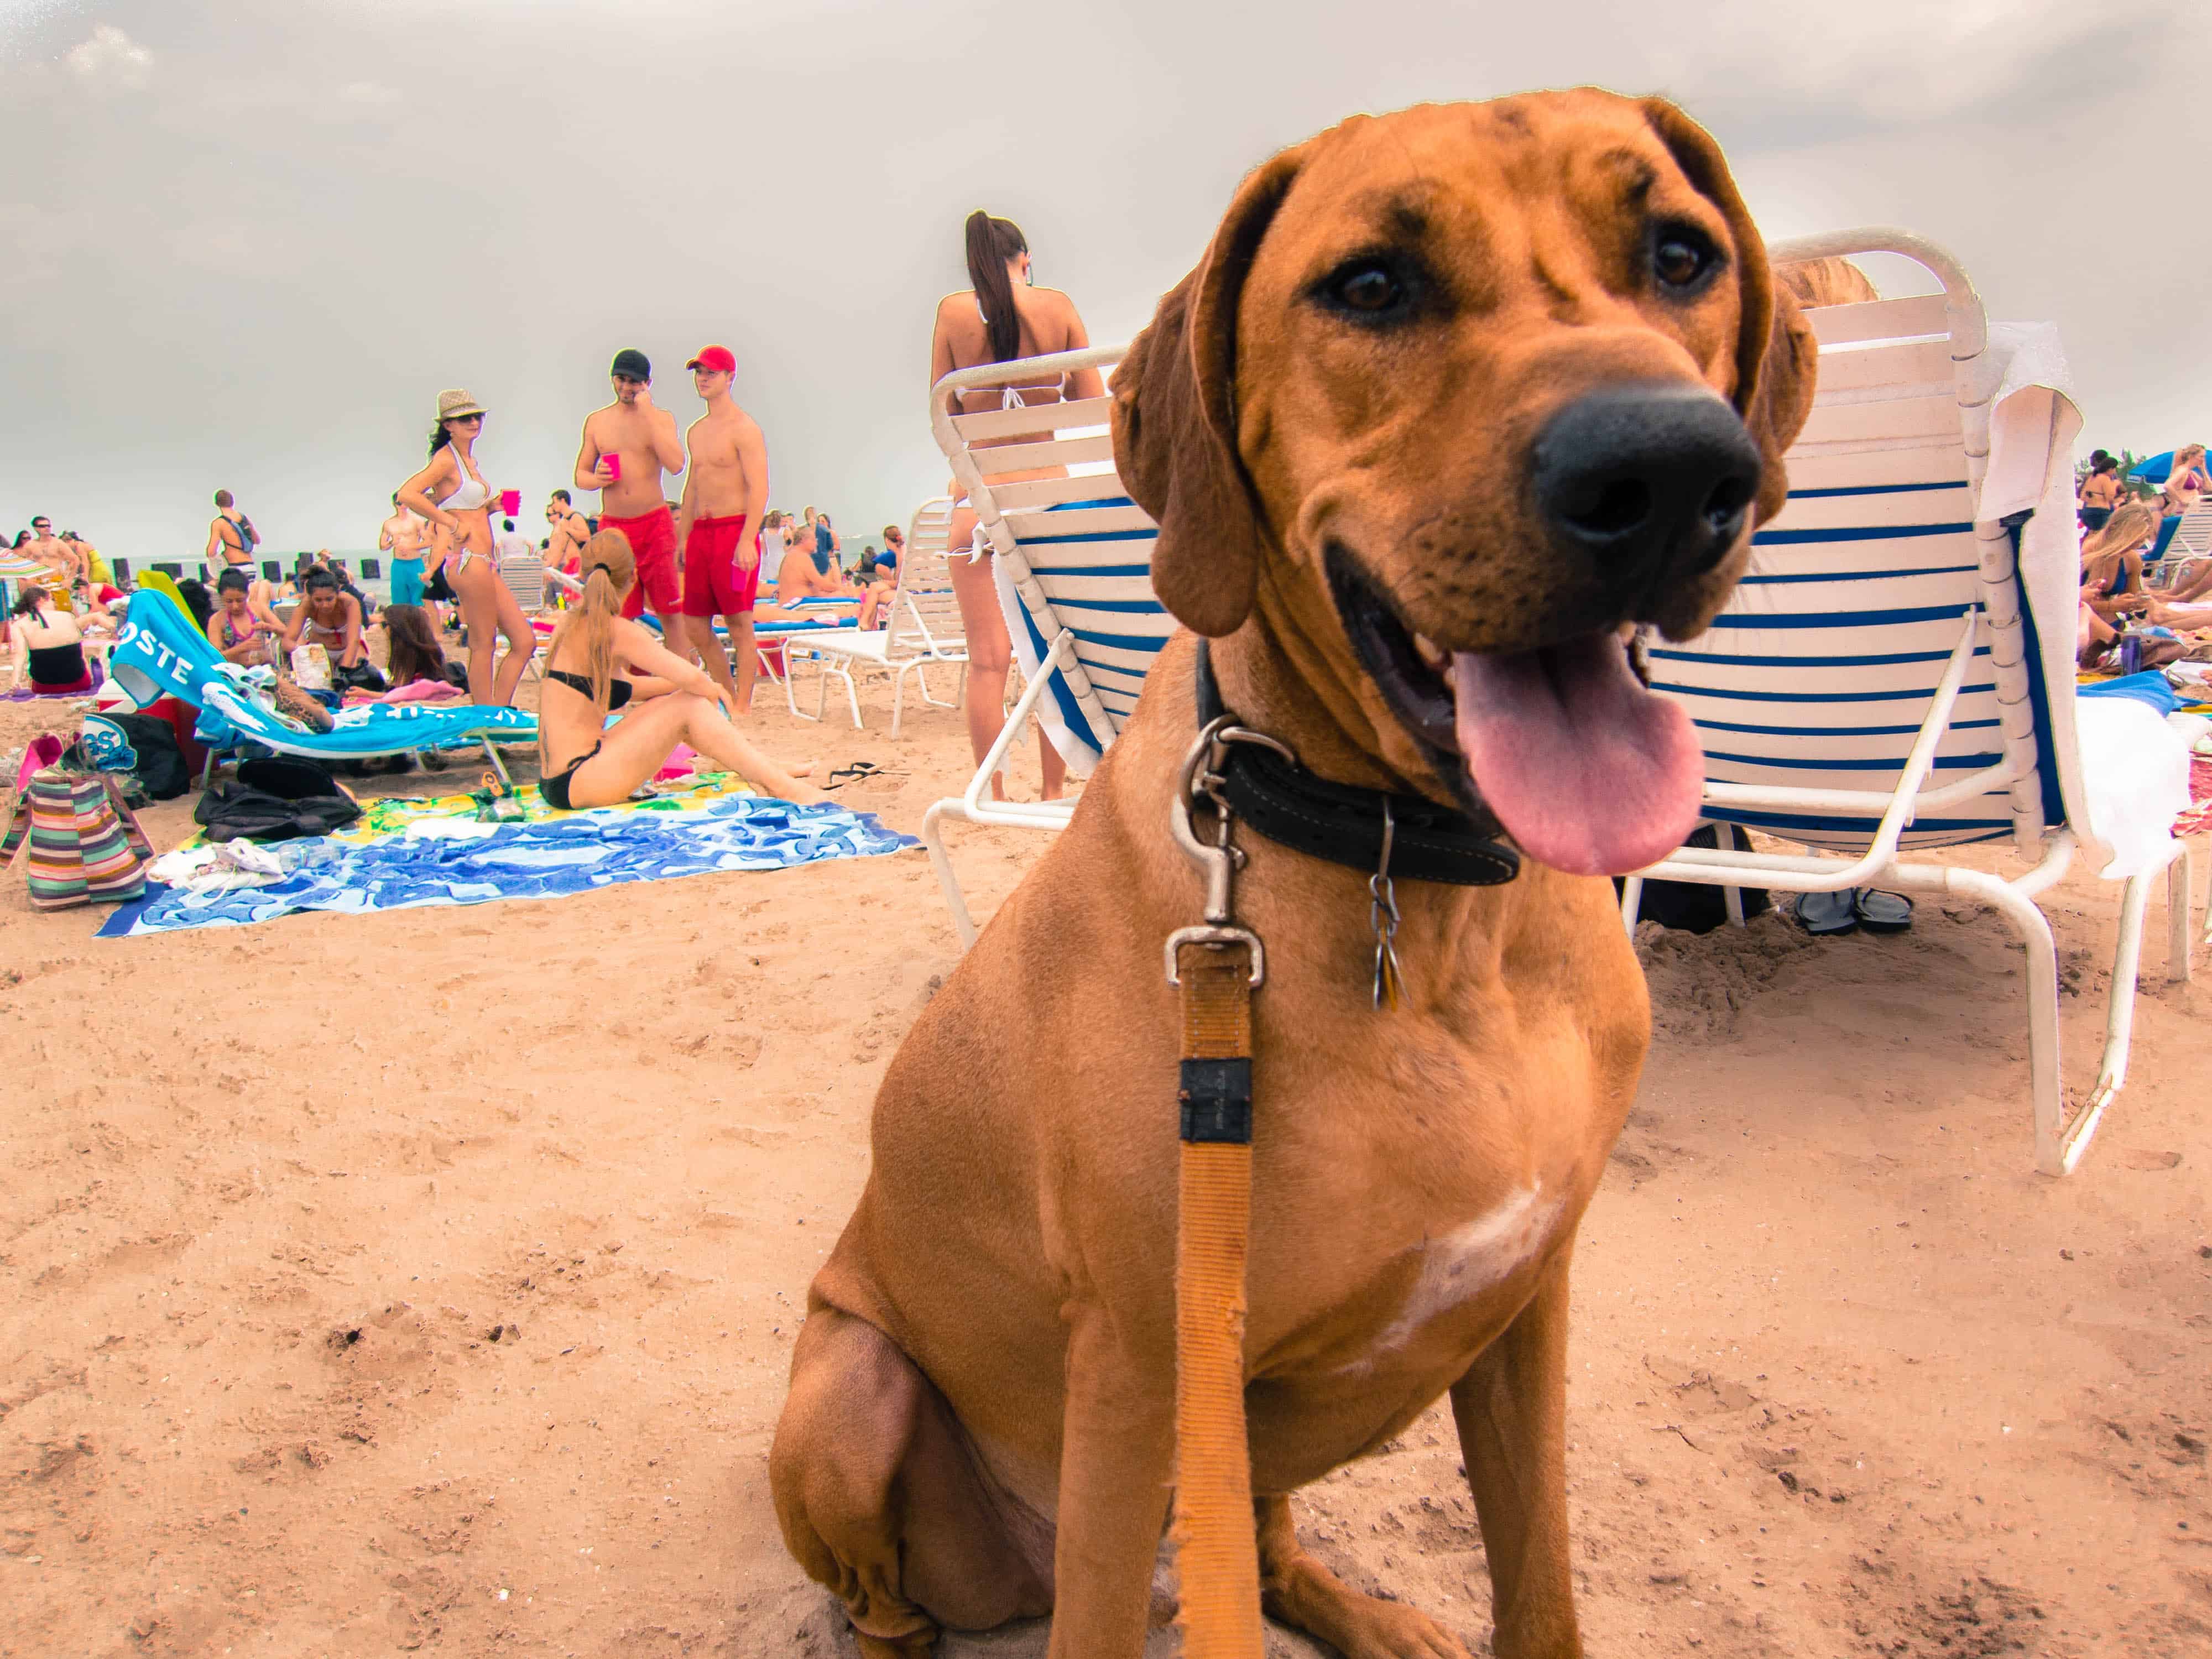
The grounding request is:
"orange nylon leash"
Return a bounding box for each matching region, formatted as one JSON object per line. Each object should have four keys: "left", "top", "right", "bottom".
{"left": 1166, "top": 709, "right": 1273, "bottom": 1659}
{"left": 1171, "top": 937, "right": 1262, "bottom": 1657}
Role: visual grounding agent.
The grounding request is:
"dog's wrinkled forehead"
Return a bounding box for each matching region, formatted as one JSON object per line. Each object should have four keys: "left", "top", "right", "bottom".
{"left": 1243, "top": 97, "right": 1745, "bottom": 372}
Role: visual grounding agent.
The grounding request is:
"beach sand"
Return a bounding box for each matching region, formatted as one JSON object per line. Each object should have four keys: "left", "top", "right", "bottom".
{"left": 2, "top": 668, "right": 2209, "bottom": 1658}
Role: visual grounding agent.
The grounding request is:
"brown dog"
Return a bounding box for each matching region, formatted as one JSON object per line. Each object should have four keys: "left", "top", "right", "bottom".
{"left": 771, "top": 89, "right": 1814, "bottom": 1658}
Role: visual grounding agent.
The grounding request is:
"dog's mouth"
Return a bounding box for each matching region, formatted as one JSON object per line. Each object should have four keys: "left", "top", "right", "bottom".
{"left": 1326, "top": 546, "right": 1705, "bottom": 877}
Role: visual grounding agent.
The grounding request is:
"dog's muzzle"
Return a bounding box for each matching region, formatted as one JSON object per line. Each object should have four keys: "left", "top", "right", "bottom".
{"left": 1531, "top": 384, "right": 1762, "bottom": 596}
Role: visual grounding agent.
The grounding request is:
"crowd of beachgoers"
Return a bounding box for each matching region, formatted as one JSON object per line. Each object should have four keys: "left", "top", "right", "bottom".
{"left": 2074, "top": 442, "right": 2212, "bottom": 670}
{"left": 6, "top": 210, "right": 1104, "bottom": 818}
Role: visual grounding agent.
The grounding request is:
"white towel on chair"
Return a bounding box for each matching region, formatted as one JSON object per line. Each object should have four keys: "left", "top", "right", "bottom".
{"left": 2073, "top": 693, "right": 2190, "bottom": 880}
{"left": 1965, "top": 321, "right": 2110, "bottom": 865}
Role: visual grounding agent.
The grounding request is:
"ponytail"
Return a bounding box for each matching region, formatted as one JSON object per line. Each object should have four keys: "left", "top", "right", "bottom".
{"left": 426, "top": 420, "right": 453, "bottom": 462}
{"left": 964, "top": 209, "right": 1028, "bottom": 364}
{"left": 540, "top": 529, "right": 635, "bottom": 764}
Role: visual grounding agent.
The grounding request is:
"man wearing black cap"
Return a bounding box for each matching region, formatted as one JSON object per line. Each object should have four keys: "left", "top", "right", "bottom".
{"left": 573, "top": 348, "right": 686, "bottom": 630}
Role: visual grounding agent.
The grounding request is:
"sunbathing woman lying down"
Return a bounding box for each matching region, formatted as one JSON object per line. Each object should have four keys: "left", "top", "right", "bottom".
{"left": 536, "top": 529, "right": 821, "bottom": 811}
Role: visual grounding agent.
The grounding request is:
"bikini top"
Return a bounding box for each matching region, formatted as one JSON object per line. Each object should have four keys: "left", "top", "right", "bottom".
{"left": 965, "top": 294, "right": 1060, "bottom": 414}
{"left": 545, "top": 667, "right": 633, "bottom": 709}
{"left": 438, "top": 445, "right": 492, "bottom": 512}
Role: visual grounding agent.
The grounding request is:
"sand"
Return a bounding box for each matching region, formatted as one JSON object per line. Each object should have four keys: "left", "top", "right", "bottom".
{"left": 3, "top": 664, "right": 2209, "bottom": 1658}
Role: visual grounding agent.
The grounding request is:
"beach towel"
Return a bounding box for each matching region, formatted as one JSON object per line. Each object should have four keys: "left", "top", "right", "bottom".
{"left": 97, "top": 787, "right": 916, "bottom": 937}
{"left": 336, "top": 768, "right": 759, "bottom": 843}
{"left": 2077, "top": 671, "right": 2183, "bottom": 716}
{"left": 2173, "top": 754, "right": 2212, "bottom": 838}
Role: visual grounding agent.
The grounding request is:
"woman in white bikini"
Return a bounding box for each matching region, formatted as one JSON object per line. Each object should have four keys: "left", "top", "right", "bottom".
{"left": 928, "top": 210, "right": 1103, "bottom": 802}
{"left": 535, "top": 531, "right": 820, "bottom": 811}
{"left": 397, "top": 388, "right": 536, "bottom": 705}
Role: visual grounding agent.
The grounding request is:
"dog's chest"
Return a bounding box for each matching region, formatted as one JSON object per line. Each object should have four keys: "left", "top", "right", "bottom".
{"left": 1297, "top": 1181, "right": 1566, "bottom": 1383}
{"left": 1365, "top": 1185, "right": 1563, "bottom": 1355}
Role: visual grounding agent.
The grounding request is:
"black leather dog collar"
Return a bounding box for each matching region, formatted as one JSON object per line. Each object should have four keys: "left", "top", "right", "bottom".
{"left": 1193, "top": 640, "right": 1520, "bottom": 887}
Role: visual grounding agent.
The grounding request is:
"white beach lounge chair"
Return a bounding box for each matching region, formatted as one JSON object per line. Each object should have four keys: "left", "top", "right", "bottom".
{"left": 779, "top": 499, "right": 966, "bottom": 733}
{"left": 918, "top": 345, "right": 1175, "bottom": 946}
{"left": 1623, "top": 227, "right": 2192, "bottom": 1176}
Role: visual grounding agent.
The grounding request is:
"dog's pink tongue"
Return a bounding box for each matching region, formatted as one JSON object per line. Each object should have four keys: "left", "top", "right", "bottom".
{"left": 1451, "top": 634, "right": 1705, "bottom": 877}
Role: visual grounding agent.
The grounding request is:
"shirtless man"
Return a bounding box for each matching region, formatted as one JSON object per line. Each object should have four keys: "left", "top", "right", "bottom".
{"left": 573, "top": 348, "right": 686, "bottom": 635}
{"left": 545, "top": 489, "right": 591, "bottom": 577}
{"left": 379, "top": 491, "right": 432, "bottom": 607}
{"left": 24, "top": 515, "right": 76, "bottom": 599}
{"left": 206, "top": 489, "right": 258, "bottom": 578}
{"left": 673, "top": 344, "right": 770, "bottom": 711}
{"left": 773, "top": 532, "right": 857, "bottom": 603}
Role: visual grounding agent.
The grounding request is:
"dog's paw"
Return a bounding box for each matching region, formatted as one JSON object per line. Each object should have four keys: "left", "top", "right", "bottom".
{"left": 1339, "top": 1601, "right": 1475, "bottom": 1659}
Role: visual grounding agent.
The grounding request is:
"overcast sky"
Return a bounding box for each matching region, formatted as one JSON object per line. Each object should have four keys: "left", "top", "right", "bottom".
{"left": 2, "top": 0, "right": 2205, "bottom": 561}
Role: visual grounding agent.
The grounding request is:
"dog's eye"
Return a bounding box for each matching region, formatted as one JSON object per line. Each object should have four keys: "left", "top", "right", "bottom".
{"left": 1326, "top": 262, "right": 1405, "bottom": 316}
{"left": 1652, "top": 230, "right": 1716, "bottom": 291}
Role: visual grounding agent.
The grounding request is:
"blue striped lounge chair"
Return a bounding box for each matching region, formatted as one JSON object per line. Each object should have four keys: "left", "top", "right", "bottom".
{"left": 780, "top": 498, "right": 967, "bottom": 733}
{"left": 107, "top": 590, "right": 539, "bottom": 786}
{"left": 1625, "top": 228, "right": 2191, "bottom": 1175}
{"left": 919, "top": 344, "right": 1173, "bottom": 946}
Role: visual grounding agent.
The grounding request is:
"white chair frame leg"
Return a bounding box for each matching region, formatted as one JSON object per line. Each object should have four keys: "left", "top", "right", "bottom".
{"left": 781, "top": 645, "right": 863, "bottom": 729}
{"left": 889, "top": 661, "right": 944, "bottom": 737}
{"left": 922, "top": 629, "right": 1079, "bottom": 950}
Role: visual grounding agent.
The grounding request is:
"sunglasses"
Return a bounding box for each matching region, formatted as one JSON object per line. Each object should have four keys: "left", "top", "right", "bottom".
{"left": 451, "top": 413, "right": 484, "bottom": 424}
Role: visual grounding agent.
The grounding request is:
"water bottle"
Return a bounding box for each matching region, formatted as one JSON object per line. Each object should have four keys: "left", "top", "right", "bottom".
{"left": 2120, "top": 630, "right": 2142, "bottom": 676}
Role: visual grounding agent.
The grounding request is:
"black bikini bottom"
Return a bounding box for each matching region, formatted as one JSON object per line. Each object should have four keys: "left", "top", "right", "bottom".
{"left": 539, "top": 742, "right": 603, "bottom": 811}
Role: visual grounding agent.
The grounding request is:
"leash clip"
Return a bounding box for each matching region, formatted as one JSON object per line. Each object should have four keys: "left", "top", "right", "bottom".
{"left": 1167, "top": 715, "right": 1267, "bottom": 987}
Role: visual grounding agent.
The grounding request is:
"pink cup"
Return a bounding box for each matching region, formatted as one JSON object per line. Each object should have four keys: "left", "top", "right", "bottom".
{"left": 499, "top": 488, "right": 521, "bottom": 517}
{"left": 602, "top": 452, "right": 622, "bottom": 484}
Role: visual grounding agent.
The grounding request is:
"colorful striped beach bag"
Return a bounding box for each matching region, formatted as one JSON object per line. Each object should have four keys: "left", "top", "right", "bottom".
{"left": 2, "top": 750, "right": 156, "bottom": 910}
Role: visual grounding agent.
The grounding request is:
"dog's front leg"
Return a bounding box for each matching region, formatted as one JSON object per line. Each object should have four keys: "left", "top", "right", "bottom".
{"left": 1046, "top": 1304, "right": 1174, "bottom": 1658}
{"left": 1448, "top": 1253, "right": 1582, "bottom": 1659}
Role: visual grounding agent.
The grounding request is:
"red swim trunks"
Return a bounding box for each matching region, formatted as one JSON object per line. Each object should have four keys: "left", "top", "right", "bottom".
{"left": 679, "top": 514, "right": 760, "bottom": 619}
{"left": 598, "top": 505, "right": 679, "bottom": 620}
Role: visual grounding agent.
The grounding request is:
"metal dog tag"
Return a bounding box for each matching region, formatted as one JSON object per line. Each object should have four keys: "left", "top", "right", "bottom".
{"left": 1370, "top": 800, "right": 1404, "bottom": 1011}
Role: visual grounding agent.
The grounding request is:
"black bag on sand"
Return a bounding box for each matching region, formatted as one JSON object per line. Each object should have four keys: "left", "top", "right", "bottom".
{"left": 1614, "top": 823, "right": 1772, "bottom": 935}
{"left": 195, "top": 757, "right": 363, "bottom": 841}
{"left": 101, "top": 712, "right": 194, "bottom": 800}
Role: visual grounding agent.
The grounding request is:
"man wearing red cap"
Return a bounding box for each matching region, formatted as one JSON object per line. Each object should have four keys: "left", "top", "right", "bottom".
{"left": 674, "top": 344, "right": 770, "bottom": 711}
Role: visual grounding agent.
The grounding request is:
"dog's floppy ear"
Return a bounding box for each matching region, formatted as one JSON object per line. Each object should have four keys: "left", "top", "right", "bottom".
{"left": 1113, "top": 146, "right": 1305, "bottom": 636}
{"left": 1640, "top": 98, "right": 1817, "bottom": 524}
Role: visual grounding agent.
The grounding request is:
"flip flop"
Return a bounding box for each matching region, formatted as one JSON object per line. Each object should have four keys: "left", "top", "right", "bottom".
{"left": 1853, "top": 889, "right": 1914, "bottom": 933}
{"left": 821, "top": 762, "right": 885, "bottom": 791}
{"left": 1793, "top": 890, "right": 1857, "bottom": 936}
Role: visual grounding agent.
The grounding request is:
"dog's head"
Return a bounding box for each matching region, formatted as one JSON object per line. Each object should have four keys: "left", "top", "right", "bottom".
{"left": 1113, "top": 91, "right": 1815, "bottom": 876}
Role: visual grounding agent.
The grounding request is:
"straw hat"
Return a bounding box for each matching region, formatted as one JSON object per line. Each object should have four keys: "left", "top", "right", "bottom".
{"left": 435, "top": 388, "right": 487, "bottom": 423}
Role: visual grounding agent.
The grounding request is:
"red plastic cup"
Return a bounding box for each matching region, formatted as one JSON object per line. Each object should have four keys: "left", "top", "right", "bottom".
{"left": 602, "top": 452, "right": 622, "bottom": 484}
{"left": 499, "top": 488, "right": 521, "bottom": 517}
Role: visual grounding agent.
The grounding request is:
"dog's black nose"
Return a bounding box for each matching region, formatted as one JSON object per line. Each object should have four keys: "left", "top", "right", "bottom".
{"left": 1532, "top": 386, "right": 1764, "bottom": 580}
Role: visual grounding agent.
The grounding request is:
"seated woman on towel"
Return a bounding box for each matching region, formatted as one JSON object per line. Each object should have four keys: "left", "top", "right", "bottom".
{"left": 536, "top": 530, "right": 821, "bottom": 811}
{"left": 368, "top": 604, "right": 469, "bottom": 702}
{"left": 280, "top": 568, "right": 384, "bottom": 690}
{"left": 7, "top": 585, "right": 96, "bottom": 694}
